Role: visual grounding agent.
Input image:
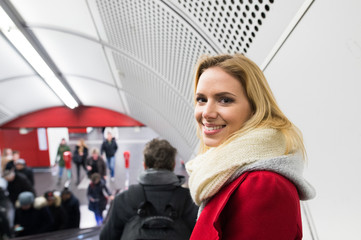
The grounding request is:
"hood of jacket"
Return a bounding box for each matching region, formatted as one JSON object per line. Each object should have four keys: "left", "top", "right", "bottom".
{"left": 138, "top": 169, "right": 185, "bottom": 186}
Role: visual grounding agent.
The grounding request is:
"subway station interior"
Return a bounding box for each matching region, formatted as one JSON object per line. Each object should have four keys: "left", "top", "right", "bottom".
{"left": 0, "top": 0, "right": 360, "bottom": 239}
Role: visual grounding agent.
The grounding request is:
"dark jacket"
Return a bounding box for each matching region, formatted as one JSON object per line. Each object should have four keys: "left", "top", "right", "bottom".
{"left": 0, "top": 189, "right": 12, "bottom": 238}
{"left": 100, "top": 138, "right": 118, "bottom": 158}
{"left": 100, "top": 169, "right": 198, "bottom": 240}
{"left": 7, "top": 172, "right": 35, "bottom": 205}
{"left": 73, "top": 145, "right": 88, "bottom": 165}
{"left": 87, "top": 179, "right": 111, "bottom": 213}
{"left": 86, "top": 156, "right": 107, "bottom": 178}
{"left": 14, "top": 205, "right": 53, "bottom": 237}
{"left": 48, "top": 196, "right": 68, "bottom": 231}
{"left": 16, "top": 167, "right": 34, "bottom": 186}
{"left": 61, "top": 194, "right": 80, "bottom": 229}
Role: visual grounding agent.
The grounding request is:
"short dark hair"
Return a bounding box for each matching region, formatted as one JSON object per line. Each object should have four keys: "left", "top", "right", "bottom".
{"left": 143, "top": 138, "right": 177, "bottom": 171}
{"left": 91, "top": 173, "right": 101, "bottom": 183}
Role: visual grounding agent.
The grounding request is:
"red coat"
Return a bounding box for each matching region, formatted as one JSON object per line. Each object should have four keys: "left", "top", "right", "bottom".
{"left": 190, "top": 171, "right": 302, "bottom": 240}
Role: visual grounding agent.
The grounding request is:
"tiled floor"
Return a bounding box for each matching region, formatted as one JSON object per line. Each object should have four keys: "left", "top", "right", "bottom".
{"left": 33, "top": 126, "right": 189, "bottom": 229}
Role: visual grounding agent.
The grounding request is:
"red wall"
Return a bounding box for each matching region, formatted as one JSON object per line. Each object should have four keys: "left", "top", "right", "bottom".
{"left": 0, "top": 106, "right": 144, "bottom": 128}
{"left": 0, "top": 128, "right": 50, "bottom": 167}
{"left": 0, "top": 106, "right": 145, "bottom": 167}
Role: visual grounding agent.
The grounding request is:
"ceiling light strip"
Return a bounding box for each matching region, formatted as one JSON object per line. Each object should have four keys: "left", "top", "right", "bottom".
{"left": 0, "top": 2, "right": 79, "bottom": 109}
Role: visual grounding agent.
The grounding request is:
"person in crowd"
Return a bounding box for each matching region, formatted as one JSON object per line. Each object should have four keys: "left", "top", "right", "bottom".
{"left": 100, "top": 131, "right": 118, "bottom": 182}
{"left": 1, "top": 148, "right": 13, "bottom": 172}
{"left": 87, "top": 173, "right": 113, "bottom": 226}
{"left": 55, "top": 138, "right": 71, "bottom": 185}
{"left": 14, "top": 153, "right": 34, "bottom": 186}
{"left": 3, "top": 168, "right": 35, "bottom": 205}
{"left": 0, "top": 178, "right": 12, "bottom": 239}
{"left": 61, "top": 188, "right": 80, "bottom": 229}
{"left": 86, "top": 148, "right": 107, "bottom": 181}
{"left": 13, "top": 191, "right": 53, "bottom": 237}
{"left": 44, "top": 190, "right": 67, "bottom": 231}
{"left": 185, "top": 54, "right": 316, "bottom": 239}
{"left": 72, "top": 139, "right": 88, "bottom": 185}
{"left": 100, "top": 138, "right": 198, "bottom": 240}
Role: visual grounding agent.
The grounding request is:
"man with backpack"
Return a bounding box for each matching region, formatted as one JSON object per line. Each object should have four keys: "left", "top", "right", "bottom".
{"left": 100, "top": 138, "right": 198, "bottom": 240}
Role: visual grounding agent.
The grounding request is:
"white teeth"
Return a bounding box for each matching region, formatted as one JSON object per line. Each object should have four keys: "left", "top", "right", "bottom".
{"left": 204, "top": 125, "right": 223, "bottom": 131}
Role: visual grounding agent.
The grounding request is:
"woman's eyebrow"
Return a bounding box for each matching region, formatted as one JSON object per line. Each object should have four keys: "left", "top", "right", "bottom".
{"left": 214, "top": 92, "right": 237, "bottom": 97}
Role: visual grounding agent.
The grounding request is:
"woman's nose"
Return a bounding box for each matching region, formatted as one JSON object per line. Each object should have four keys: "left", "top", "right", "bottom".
{"left": 202, "top": 102, "right": 217, "bottom": 119}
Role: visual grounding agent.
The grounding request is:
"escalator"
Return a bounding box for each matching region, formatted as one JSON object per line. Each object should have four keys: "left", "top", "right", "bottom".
{"left": 11, "top": 226, "right": 101, "bottom": 240}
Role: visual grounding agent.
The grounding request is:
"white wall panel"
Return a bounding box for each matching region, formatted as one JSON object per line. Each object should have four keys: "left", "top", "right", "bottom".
{"left": 264, "top": 0, "right": 361, "bottom": 239}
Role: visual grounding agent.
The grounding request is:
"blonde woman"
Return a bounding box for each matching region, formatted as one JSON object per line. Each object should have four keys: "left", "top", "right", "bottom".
{"left": 73, "top": 139, "right": 88, "bottom": 185}
{"left": 186, "top": 54, "right": 316, "bottom": 239}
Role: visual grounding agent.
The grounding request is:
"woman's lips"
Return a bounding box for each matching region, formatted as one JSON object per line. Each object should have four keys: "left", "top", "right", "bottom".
{"left": 203, "top": 124, "right": 225, "bottom": 135}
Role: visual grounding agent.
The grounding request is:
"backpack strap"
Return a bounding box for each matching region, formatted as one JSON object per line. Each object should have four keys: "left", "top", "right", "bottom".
{"left": 127, "top": 184, "right": 189, "bottom": 219}
{"left": 127, "top": 184, "right": 147, "bottom": 209}
{"left": 165, "top": 187, "right": 189, "bottom": 219}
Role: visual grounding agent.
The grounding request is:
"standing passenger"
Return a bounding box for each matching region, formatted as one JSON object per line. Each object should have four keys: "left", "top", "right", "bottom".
{"left": 100, "top": 132, "right": 118, "bottom": 182}
{"left": 61, "top": 188, "right": 80, "bottom": 229}
{"left": 14, "top": 153, "right": 34, "bottom": 187}
{"left": 100, "top": 138, "right": 198, "bottom": 240}
{"left": 186, "top": 54, "right": 316, "bottom": 239}
{"left": 73, "top": 139, "right": 88, "bottom": 185}
{"left": 3, "top": 168, "right": 35, "bottom": 205}
{"left": 87, "top": 173, "right": 113, "bottom": 226}
{"left": 1, "top": 148, "right": 13, "bottom": 172}
{"left": 13, "top": 191, "right": 53, "bottom": 237}
{"left": 86, "top": 148, "right": 107, "bottom": 181}
{"left": 55, "top": 138, "right": 71, "bottom": 185}
{"left": 44, "top": 190, "right": 67, "bottom": 231}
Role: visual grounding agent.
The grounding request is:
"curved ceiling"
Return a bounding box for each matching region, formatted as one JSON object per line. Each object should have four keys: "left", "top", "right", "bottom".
{"left": 0, "top": 0, "right": 312, "bottom": 160}
{"left": 2, "top": 0, "right": 361, "bottom": 238}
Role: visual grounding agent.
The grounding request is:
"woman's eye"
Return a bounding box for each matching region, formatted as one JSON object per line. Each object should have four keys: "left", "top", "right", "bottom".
{"left": 196, "top": 97, "right": 206, "bottom": 103}
{"left": 220, "top": 97, "right": 234, "bottom": 104}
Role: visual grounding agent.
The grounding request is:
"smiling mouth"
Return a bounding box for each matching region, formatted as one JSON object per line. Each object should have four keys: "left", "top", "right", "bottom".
{"left": 203, "top": 125, "right": 226, "bottom": 131}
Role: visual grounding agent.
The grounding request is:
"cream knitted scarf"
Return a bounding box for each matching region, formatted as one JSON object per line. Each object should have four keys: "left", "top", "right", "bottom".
{"left": 186, "top": 128, "right": 287, "bottom": 206}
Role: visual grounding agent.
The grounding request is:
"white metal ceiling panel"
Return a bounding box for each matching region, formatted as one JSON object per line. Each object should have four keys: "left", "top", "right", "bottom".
{"left": 31, "top": 29, "right": 115, "bottom": 86}
{"left": 94, "top": 0, "right": 217, "bottom": 158}
{"left": 66, "top": 75, "right": 124, "bottom": 113}
{"left": 0, "top": 76, "right": 62, "bottom": 115}
{"left": 0, "top": 35, "right": 34, "bottom": 79}
{"left": 10, "top": 0, "right": 99, "bottom": 39}
{"left": 169, "top": 0, "right": 310, "bottom": 67}
{"left": 125, "top": 92, "right": 198, "bottom": 160}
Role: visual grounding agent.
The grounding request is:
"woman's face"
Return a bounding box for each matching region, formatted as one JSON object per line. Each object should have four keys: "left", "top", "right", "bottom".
{"left": 195, "top": 67, "right": 252, "bottom": 147}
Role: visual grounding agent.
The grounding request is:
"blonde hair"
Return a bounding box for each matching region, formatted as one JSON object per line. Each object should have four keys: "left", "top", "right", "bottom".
{"left": 194, "top": 54, "right": 306, "bottom": 158}
{"left": 77, "top": 139, "right": 87, "bottom": 153}
{"left": 91, "top": 148, "right": 99, "bottom": 155}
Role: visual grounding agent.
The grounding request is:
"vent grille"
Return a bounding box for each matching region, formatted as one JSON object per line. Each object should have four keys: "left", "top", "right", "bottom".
{"left": 175, "top": 0, "right": 274, "bottom": 54}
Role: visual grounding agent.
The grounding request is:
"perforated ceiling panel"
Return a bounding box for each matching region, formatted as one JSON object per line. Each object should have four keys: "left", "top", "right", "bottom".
{"left": 175, "top": 0, "right": 274, "bottom": 54}
{"left": 95, "top": 0, "right": 216, "bottom": 158}
{"left": 92, "top": 0, "right": 309, "bottom": 159}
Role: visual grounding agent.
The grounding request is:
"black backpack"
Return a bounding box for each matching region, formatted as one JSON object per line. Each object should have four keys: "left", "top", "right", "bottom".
{"left": 120, "top": 184, "right": 192, "bottom": 240}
